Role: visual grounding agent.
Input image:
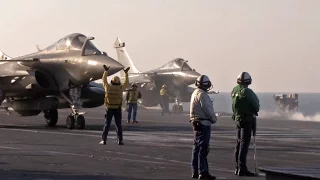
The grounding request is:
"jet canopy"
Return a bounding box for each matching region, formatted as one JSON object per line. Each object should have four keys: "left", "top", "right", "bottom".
{"left": 44, "top": 33, "right": 104, "bottom": 55}
{"left": 158, "top": 58, "right": 193, "bottom": 71}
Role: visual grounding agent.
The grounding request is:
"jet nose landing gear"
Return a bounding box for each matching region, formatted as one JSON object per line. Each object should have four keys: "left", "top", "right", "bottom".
{"left": 66, "top": 110, "right": 86, "bottom": 130}
{"left": 61, "top": 84, "right": 87, "bottom": 130}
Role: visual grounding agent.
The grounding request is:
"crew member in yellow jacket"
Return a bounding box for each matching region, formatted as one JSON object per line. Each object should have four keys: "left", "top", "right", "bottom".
{"left": 99, "top": 65, "right": 130, "bottom": 145}
{"left": 126, "top": 83, "right": 142, "bottom": 123}
{"left": 160, "top": 84, "right": 175, "bottom": 115}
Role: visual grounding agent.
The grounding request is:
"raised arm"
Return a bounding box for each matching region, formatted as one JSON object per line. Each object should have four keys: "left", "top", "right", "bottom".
{"left": 121, "top": 67, "right": 130, "bottom": 91}
{"left": 102, "top": 65, "right": 110, "bottom": 91}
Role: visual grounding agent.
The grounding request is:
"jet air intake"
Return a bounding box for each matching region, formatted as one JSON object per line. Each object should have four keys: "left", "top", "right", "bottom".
{"left": 9, "top": 70, "right": 56, "bottom": 92}
{"left": 34, "top": 70, "right": 56, "bottom": 89}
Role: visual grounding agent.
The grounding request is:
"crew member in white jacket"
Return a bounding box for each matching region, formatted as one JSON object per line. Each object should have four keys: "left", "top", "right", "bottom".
{"left": 190, "top": 75, "right": 217, "bottom": 180}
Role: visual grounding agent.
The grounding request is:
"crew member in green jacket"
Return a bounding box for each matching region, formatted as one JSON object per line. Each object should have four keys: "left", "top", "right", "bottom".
{"left": 231, "top": 72, "right": 259, "bottom": 177}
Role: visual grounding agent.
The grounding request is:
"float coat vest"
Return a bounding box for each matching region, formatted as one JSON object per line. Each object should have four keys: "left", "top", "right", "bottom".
{"left": 105, "top": 85, "right": 123, "bottom": 109}
{"left": 127, "top": 90, "right": 141, "bottom": 103}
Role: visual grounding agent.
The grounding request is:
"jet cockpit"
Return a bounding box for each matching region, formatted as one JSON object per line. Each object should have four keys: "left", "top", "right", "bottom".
{"left": 157, "top": 58, "right": 194, "bottom": 72}
{"left": 43, "top": 33, "right": 107, "bottom": 56}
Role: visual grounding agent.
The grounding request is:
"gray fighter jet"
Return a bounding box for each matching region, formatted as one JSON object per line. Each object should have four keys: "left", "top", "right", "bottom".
{"left": 113, "top": 38, "right": 218, "bottom": 113}
{"left": 0, "top": 33, "right": 124, "bottom": 129}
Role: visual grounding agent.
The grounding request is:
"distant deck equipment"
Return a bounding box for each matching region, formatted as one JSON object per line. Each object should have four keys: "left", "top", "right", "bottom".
{"left": 273, "top": 93, "right": 299, "bottom": 115}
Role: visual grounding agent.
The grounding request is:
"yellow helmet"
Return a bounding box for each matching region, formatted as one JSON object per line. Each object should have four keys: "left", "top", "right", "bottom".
{"left": 111, "top": 76, "right": 120, "bottom": 84}
{"left": 162, "top": 84, "right": 167, "bottom": 88}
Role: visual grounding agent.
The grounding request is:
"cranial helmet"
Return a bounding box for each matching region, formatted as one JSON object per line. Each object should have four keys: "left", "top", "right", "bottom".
{"left": 131, "top": 83, "right": 137, "bottom": 88}
{"left": 195, "top": 75, "right": 212, "bottom": 91}
{"left": 111, "top": 76, "right": 120, "bottom": 85}
{"left": 237, "top": 72, "right": 252, "bottom": 85}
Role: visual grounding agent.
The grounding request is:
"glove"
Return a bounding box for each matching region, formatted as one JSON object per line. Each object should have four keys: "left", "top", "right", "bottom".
{"left": 123, "top": 67, "right": 130, "bottom": 73}
{"left": 192, "top": 121, "right": 201, "bottom": 131}
{"left": 103, "top": 65, "right": 110, "bottom": 71}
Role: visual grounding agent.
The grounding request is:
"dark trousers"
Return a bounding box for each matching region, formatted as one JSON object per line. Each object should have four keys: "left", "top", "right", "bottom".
{"left": 234, "top": 117, "right": 253, "bottom": 169}
{"left": 192, "top": 124, "right": 211, "bottom": 175}
{"left": 160, "top": 97, "right": 170, "bottom": 114}
{"left": 102, "top": 108, "right": 123, "bottom": 142}
{"left": 127, "top": 103, "right": 138, "bottom": 121}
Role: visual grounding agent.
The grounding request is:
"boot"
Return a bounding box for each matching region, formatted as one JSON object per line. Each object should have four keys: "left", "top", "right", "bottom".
{"left": 237, "top": 167, "right": 255, "bottom": 176}
{"left": 198, "top": 173, "right": 216, "bottom": 180}
{"left": 234, "top": 168, "right": 238, "bottom": 175}
{"left": 99, "top": 140, "right": 106, "bottom": 145}
{"left": 118, "top": 141, "right": 124, "bottom": 145}
{"left": 192, "top": 173, "right": 198, "bottom": 179}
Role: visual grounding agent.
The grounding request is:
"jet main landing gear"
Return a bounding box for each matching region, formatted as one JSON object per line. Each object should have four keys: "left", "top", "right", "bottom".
{"left": 44, "top": 109, "right": 58, "bottom": 127}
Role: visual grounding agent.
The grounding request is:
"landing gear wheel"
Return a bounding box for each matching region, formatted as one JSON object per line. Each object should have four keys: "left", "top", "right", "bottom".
{"left": 177, "top": 105, "right": 183, "bottom": 114}
{"left": 66, "top": 115, "right": 75, "bottom": 130}
{"left": 44, "top": 109, "right": 58, "bottom": 127}
{"left": 76, "top": 115, "right": 85, "bottom": 129}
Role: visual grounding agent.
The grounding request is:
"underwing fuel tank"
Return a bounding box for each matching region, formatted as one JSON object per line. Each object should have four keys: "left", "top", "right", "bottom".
{"left": 2, "top": 97, "right": 59, "bottom": 116}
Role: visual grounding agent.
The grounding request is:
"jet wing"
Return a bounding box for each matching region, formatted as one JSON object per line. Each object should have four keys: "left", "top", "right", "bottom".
{"left": 0, "top": 70, "right": 38, "bottom": 85}
{"left": 0, "top": 59, "right": 40, "bottom": 77}
{"left": 0, "top": 59, "right": 41, "bottom": 85}
{"left": 0, "top": 58, "right": 39, "bottom": 67}
{"left": 121, "top": 74, "right": 152, "bottom": 84}
{"left": 0, "top": 70, "right": 31, "bottom": 77}
{"left": 0, "top": 58, "right": 39, "bottom": 62}
{"left": 128, "top": 72, "right": 157, "bottom": 75}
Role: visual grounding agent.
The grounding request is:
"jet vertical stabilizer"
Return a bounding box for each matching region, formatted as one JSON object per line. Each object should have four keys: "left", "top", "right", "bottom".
{"left": 114, "top": 37, "right": 140, "bottom": 78}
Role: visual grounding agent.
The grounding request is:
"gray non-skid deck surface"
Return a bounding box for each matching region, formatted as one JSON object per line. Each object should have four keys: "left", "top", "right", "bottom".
{"left": 259, "top": 167, "right": 320, "bottom": 179}
{"left": 0, "top": 108, "right": 319, "bottom": 180}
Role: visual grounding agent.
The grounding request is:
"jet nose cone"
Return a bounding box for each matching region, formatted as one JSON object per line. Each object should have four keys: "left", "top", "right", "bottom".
{"left": 106, "top": 56, "right": 124, "bottom": 75}
{"left": 95, "top": 55, "right": 124, "bottom": 76}
{"left": 185, "top": 71, "right": 201, "bottom": 85}
{"left": 189, "top": 71, "right": 200, "bottom": 79}
{"left": 86, "top": 55, "right": 124, "bottom": 80}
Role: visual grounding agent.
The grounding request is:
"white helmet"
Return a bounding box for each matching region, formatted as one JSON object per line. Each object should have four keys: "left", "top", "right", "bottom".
{"left": 195, "top": 75, "right": 212, "bottom": 91}
{"left": 237, "top": 72, "right": 252, "bottom": 85}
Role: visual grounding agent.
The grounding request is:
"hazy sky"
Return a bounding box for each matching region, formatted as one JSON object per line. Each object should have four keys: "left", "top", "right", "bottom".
{"left": 0, "top": 0, "right": 319, "bottom": 92}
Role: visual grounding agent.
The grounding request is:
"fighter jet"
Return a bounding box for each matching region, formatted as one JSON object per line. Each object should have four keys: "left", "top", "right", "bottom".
{"left": 0, "top": 33, "right": 124, "bottom": 129}
{"left": 113, "top": 38, "right": 218, "bottom": 113}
